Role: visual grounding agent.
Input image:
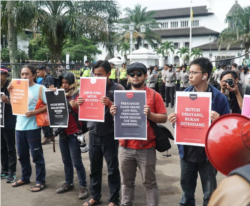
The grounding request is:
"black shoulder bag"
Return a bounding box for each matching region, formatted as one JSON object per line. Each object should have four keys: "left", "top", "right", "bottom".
{"left": 148, "top": 91, "right": 174, "bottom": 152}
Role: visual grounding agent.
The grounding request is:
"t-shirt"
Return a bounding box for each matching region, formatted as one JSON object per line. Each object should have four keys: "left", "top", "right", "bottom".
{"left": 124, "top": 86, "right": 167, "bottom": 149}
{"left": 16, "top": 84, "right": 47, "bottom": 131}
{"left": 42, "top": 75, "right": 54, "bottom": 88}
{"left": 65, "top": 94, "right": 82, "bottom": 135}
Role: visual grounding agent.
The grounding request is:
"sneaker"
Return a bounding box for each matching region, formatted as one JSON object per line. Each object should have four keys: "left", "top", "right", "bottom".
{"left": 41, "top": 137, "right": 51, "bottom": 145}
{"left": 78, "top": 186, "right": 88, "bottom": 199}
{"left": 56, "top": 183, "right": 74, "bottom": 194}
{"left": 1, "top": 172, "right": 9, "bottom": 179}
{"left": 6, "top": 172, "right": 16, "bottom": 183}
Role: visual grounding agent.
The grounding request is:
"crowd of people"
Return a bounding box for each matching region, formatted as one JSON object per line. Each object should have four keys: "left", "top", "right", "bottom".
{"left": 1, "top": 57, "right": 250, "bottom": 206}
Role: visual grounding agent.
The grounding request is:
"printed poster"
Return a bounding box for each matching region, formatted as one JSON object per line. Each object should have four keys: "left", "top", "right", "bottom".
{"left": 45, "top": 89, "right": 69, "bottom": 127}
{"left": 10, "top": 79, "right": 29, "bottom": 116}
{"left": 242, "top": 95, "right": 250, "bottom": 118}
{"left": 175, "top": 92, "right": 212, "bottom": 146}
{"left": 114, "top": 90, "right": 147, "bottom": 140}
{"left": 79, "top": 77, "right": 106, "bottom": 122}
{"left": 0, "top": 92, "right": 5, "bottom": 127}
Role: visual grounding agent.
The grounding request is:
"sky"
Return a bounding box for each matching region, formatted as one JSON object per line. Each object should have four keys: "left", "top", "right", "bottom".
{"left": 117, "top": 0, "right": 250, "bottom": 17}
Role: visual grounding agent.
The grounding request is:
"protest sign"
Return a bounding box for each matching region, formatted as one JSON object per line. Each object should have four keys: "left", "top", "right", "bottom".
{"left": 79, "top": 77, "right": 106, "bottom": 122}
{"left": 45, "top": 89, "right": 68, "bottom": 127}
{"left": 114, "top": 90, "right": 147, "bottom": 140}
{"left": 0, "top": 92, "right": 5, "bottom": 127}
{"left": 175, "top": 92, "right": 211, "bottom": 146}
{"left": 242, "top": 95, "right": 250, "bottom": 118}
{"left": 10, "top": 79, "right": 29, "bottom": 116}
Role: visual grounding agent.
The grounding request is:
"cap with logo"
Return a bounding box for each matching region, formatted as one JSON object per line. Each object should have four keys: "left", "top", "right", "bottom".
{"left": 127, "top": 62, "right": 147, "bottom": 74}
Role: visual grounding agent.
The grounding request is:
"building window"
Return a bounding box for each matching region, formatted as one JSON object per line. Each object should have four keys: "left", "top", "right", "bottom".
{"left": 192, "top": 20, "right": 199, "bottom": 27}
{"left": 174, "top": 42, "right": 179, "bottom": 49}
{"left": 181, "top": 21, "right": 189, "bottom": 28}
{"left": 171, "top": 21, "right": 178, "bottom": 28}
{"left": 185, "top": 42, "right": 189, "bottom": 48}
{"left": 144, "top": 44, "right": 148, "bottom": 49}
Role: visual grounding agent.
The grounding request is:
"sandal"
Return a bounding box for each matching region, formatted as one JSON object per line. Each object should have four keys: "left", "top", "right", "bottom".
{"left": 12, "top": 179, "right": 31, "bottom": 187}
{"left": 30, "top": 182, "right": 47, "bottom": 192}
{"left": 83, "top": 199, "right": 102, "bottom": 206}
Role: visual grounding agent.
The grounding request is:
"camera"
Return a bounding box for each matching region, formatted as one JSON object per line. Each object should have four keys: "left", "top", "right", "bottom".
{"left": 225, "top": 78, "right": 234, "bottom": 88}
{"left": 54, "top": 127, "right": 67, "bottom": 138}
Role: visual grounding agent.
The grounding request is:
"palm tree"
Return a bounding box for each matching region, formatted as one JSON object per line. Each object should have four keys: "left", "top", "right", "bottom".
{"left": 218, "top": 6, "right": 250, "bottom": 58}
{"left": 118, "top": 4, "right": 161, "bottom": 50}
{"left": 191, "top": 48, "right": 203, "bottom": 59}
{"left": 36, "top": 1, "right": 120, "bottom": 61}
{"left": 177, "top": 47, "right": 190, "bottom": 64}
{"left": 118, "top": 42, "right": 130, "bottom": 61}
{"left": 160, "top": 41, "right": 175, "bottom": 57}
{"left": 154, "top": 47, "right": 165, "bottom": 58}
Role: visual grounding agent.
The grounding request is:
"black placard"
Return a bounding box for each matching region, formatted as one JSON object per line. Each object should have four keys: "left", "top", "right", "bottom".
{"left": 45, "top": 89, "right": 68, "bottom": 128}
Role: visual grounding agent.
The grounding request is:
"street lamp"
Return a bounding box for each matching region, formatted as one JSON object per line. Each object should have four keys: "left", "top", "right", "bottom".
{"left": 129, "top": 23, "right": 135, "bottom": 55}
{"left": 209, "top": 36, "right": 212, "bottom": 58}
{"left": 140, "top": 25, "right": 146, "bottom": 48}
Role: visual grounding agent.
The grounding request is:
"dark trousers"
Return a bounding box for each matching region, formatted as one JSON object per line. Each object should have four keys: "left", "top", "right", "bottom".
{"left": 165, "top": 86, "right": 175, "bottom": 107}
{"left": 89, "top": 132, "right": 120, "bottom": 204}
{"left": 1, "top": 129, "right": 17, "bottom": 173}
{"left": 161, "top": 83, "right": 165, "bottom": 100}
{"left": 59, "top": 134, "right": 87, "bottom": 187}
{"left": 42, "top": 126, "right": 54, "bottom": 138}
{"left": 16, "top": 129, "right": 46, "bottom": 183}
{"left": 176, "top": 81, "right": 181, "bottom": 91}
{"left": 180, "top": 159, "right": 217, "bottom": 206}
{"left": 120, "top": 79, "right": 127, "bottom": 89}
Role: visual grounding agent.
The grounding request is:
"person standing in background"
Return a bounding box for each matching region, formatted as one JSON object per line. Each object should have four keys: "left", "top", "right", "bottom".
{"left": 175, "top": 66, "right": 181, "bottom": 91}
{"left": 161, "top": 64, "right": 168, "bottom": 101}
{"left": 153, "top": 66, "right": 159, "bottom": 92}
{"left": 164, "top": 64, "right": 176, "bottom": 108}
{"left": 118, "top": 63, "right": 127, "bottom": 88}
{"left": 109, "top": 62, "right": 118, "bottom": 83}
{"left": 180, "top": 65, "right": 190, "bottom": 91}
{"left": 147, "top": 66, "right": 156, "bottom": 90}
{"left": 80, "top": 61, "right": 91, "bottom": 77}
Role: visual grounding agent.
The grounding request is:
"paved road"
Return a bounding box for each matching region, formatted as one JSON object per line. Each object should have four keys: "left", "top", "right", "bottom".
{"left": 1, "top": 107, "right": 225, "bottom": 206}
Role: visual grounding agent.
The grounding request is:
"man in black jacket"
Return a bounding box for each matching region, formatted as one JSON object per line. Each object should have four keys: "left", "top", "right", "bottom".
{"left": 1, "top": 65, "right": 17, "bottom": 183}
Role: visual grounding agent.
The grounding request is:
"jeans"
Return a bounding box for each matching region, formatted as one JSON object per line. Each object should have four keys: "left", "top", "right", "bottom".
{"left": 16, "top": 129, "right": 46, "bottom": 183}
{"left": 120, "top": 146, "right": 159, "bottom": 206}
{"left": 1, "top": 129, "right": 17, "bottom": 173}
{"left": 42, "top": 126, "right": 54, "bottom": 138}
{"left": 89, "top": 132, "right": 120, "bottom": 204}
{"left": 59, "top": 134, "right": 87, "bottom": 187}
{"left": 165, "top": 86, "right": 175, "bottom": 107}
{"left": 180, "top": 159, "right": 217, "bottom": 206}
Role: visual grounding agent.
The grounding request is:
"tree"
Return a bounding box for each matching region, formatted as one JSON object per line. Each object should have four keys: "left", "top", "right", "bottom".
{"left": 191, "top": 48, "right": 203, "bottom": 59}
{"left": 36, "top": 1, "right": 120, "bottom": 61}
{"left": 160, "top": 41, "right": 175, "bottom": 57}
{"left": 118, "top": 42, "right": 130, "bottom": 61}
{"left": 118, "top": 4, "right": 161, "bottom": 50}
{"left": 154, "top": 47, "right": 165, "bottom": 58}
{"left": 218, "top": 6, "right": 250, "bottom": 58}
{"left": 177, "top": 47, "right": 189, "bottom": 58}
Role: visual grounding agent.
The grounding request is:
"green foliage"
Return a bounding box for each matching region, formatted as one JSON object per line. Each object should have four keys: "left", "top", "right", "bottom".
{"left": 191, "top": 48, "right": 203, "bottom": 59}
{"left": 117, "top": 42, "right": 130, "bottom": 60}
{"left": 1, "top": 48, "right": 28, "bottom": 62}
{"left": 177, "top": 47, "right": 189, "bottom": 58}
{"left": 218, "top": 6, "right": 250, "bottom": 58}
{"left": 117, "top": 4, "right": 161, "bottom": 49}
{"left": 160, "top": 41, "right": 175, "bottom": 56}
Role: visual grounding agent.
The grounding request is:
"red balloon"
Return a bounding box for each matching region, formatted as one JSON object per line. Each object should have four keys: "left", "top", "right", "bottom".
{"left": 205, "top": 114, "right": 250, "bottom": 176}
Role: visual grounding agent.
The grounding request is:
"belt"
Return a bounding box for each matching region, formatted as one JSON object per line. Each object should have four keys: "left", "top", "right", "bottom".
{"left": 167, "top": 81, "right": 175, "bottom": 83}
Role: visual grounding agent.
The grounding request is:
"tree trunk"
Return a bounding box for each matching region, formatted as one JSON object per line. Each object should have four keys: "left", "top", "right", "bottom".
{"left": 245, "top": 47, "right": 249, "bottom": 59}
{"left": 7, "top": 1, "right": 19, "bottom": 78}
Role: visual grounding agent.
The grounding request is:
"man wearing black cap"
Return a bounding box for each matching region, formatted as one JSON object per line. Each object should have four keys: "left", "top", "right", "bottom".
{"left": 110, "top": 62, "right": 167, "bottom": 206}
{"left": 1, "top": 65, "right": 17, "bottom": 183}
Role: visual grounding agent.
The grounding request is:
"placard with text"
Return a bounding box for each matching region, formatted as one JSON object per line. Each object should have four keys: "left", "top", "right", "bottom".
{"left": 175, "top": 92, "right": 211, "bottom": 146}
{"left": 242, "top": 95, "right": 250, "bottom": 118}
{"left": 0, "top": 92, "right": 5, "bottom": 127}
{"left": 10, "top": 79, "right": 29, "bottom": 116}
{"left": 114, "top": 90, "right": 147, "bottom": 140}
{"left": 45, "top": 89, "right": 68, "bottom": 128}
{"left": 79, "top": 77, "right": 106, "bottom": 122}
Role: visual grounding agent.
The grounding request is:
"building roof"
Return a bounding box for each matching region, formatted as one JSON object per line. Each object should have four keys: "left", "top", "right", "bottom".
{"left": 227, "top": 1, "right": 243, "bottom": 17}
{"left": 193, "top": 40, "right": 245, "bottom": 51}
{"left": 151, "top": 6, "right": 214, "bottom": 19}
{"left": 153, "top": 27, "right": 220, "bottom": 38}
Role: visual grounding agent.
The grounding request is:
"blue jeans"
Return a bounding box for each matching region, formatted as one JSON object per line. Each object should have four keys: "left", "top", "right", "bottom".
{"left": 180, "top": 159, "right": 217, "bottom": 206}
{"left": 59, "top": 134, "right": 87, "bottom": 187}
{"left": 16, "top": 129, "right": 46, "bottom": 184}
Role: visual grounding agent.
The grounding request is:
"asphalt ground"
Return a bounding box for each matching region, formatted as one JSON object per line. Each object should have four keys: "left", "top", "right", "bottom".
{"left": 1, "top": 107, "right": 226, "bottom": 206}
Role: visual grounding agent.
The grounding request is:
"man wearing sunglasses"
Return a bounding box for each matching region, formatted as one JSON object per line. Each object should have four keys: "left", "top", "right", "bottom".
{"left": 168, "top": 58, "right": 230, "bottom": 206}
{"left": 110, "top": 62, "right": 167, "bottom": 206}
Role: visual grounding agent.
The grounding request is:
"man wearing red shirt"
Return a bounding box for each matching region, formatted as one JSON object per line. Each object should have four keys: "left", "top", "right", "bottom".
{"left": 55, "top": 72, "right": 88, "bottom": 200}
{"left": 110, "top": 62, "right": 168, "bottom": 206}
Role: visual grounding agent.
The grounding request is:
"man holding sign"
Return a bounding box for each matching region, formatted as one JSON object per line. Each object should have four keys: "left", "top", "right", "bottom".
{"left": 168, "top": 58, "right": 230, "bottom": 206}
{"left": 77, "top": 60, "right": 124, "bottom": 206}
{"left": 110, "top": 62, "right": 167, "bottom": 206}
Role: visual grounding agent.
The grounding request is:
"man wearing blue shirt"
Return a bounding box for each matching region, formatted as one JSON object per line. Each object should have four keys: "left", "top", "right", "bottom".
{"left": 168, "top": 58, "right": 230, "bottom": 206}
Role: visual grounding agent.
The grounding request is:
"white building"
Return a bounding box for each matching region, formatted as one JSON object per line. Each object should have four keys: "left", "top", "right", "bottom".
{"left": 96, "top": 0, "right": 246, "bottom": 67}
